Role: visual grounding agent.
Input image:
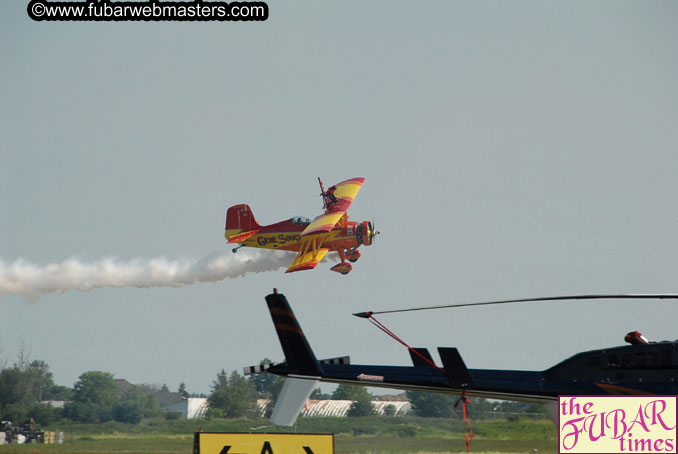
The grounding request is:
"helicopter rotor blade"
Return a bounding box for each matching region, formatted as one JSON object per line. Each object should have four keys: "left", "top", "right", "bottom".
{"left": 354, "top": 293, "right": 678, "bottom": 317}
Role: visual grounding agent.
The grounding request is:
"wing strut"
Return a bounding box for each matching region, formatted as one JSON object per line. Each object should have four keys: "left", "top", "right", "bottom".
{"left": 286, "top": 233, "right": 330, "bottom": 273}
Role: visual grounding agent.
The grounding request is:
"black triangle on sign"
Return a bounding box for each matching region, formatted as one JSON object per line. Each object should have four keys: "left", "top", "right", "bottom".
{"left": 260, "top": 441, "right": 273, "bottom": 454}
{"left": 220, "top": 446, "right": 246, "bottom": 454}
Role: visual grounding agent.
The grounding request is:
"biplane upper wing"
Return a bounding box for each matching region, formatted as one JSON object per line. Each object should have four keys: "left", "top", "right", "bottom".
{"left": 300, "top": 177, "right": 365, "bottom": 236}
{"left": 325, "top": 177, "right": 365, "bottom": 213}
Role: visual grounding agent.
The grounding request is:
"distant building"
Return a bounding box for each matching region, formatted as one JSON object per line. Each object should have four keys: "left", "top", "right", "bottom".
{"left": 255, "top": 397, "right": 411, "bottom": 418}
{"left": 154, "top": 390, "right": 208, "bottom": 419}
{"left": 114, "top": 379, "right": 208, "bottom": 419}
{"left": 42, "top": 401, "right": 65, "bottom": 409}
{"left": 163, "top": 397, "right": 208, "bottom": 419}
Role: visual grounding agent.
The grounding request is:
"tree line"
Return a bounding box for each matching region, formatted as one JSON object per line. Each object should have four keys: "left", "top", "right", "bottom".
{"left": 0, "top": 360, "right": 159, "bottom": 425}
{"left": 0, "top": 357, "right": 544, "bottom": 426}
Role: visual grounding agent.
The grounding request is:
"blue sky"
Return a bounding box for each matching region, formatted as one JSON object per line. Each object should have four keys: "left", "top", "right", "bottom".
{"left": 2, "top": 1, "right": 678, "bottom": 394}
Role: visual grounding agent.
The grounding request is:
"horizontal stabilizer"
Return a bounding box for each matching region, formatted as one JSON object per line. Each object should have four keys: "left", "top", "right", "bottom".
{"left": 226, "top": 229, "right": 260, "bottom": 244}
{"left": 243, "top": 363, "right": 272, "bottom": 375}
{"left": 319, "top": 356, "right": 350, "bottom": 365}
{"left": 248, "top": 357, "right": 348, "bottom": 376}
{"left": 270, "top": 377, "right": 319, "bottom": 426}
{"left": 438, "top": 347, "right": 476, "bottom": 389}
{"left": 409, "top": 348, "right": 436, "bottom": 368}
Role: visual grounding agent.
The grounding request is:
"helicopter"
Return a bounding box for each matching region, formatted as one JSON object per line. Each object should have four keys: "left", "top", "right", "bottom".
{"left": 246, "top": 290, "right": 678, "bottom": 426}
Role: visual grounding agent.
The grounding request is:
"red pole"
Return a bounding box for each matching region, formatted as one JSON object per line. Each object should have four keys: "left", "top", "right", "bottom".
{"left": 318, "top": 177, "right": 329, "bottom": 212}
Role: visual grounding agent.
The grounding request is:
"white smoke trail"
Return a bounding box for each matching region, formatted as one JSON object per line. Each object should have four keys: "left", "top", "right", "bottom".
{"left": 0, "top": 251, "right": 293, "bottom": 303}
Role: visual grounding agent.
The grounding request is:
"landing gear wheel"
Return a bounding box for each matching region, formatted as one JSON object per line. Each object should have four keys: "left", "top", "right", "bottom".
{"left": 330, "top": 262, "right": 353, "bottom": 275}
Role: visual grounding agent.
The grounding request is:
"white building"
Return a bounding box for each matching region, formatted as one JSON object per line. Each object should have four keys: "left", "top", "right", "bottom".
{"left": 255, "top": 399, "right": 411, "bottom": 418}
{"left": 161, "top": 397, "right": 209, "bottom": 419}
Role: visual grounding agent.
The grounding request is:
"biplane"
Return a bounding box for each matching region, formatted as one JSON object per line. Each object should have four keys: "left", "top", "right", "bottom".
{"left": 247, "top": 290, "right": 678, "bottom": 427}
{"left": 225, "top": 177, "right": 378, "bottom": 274}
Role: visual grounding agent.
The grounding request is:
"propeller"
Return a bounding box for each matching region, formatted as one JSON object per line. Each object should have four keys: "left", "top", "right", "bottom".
{"left": 368, "top": 221, "right": 380, "bottom": 243}
{"left": 368, "top": 221, "right": 380, "bottom": 261}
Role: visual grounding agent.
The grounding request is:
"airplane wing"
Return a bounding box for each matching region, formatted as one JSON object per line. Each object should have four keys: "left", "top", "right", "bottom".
{"left": 286, "top": 243, "right": 330, "bottom": 273}
{"left": 300, "top": 178, "right": 365, "bottom": 237}
{"left": 299, "top": 212, "right": 345, "bottom": 237}
{"left": 325, "top": 177, "right": 365, "bottom": 214}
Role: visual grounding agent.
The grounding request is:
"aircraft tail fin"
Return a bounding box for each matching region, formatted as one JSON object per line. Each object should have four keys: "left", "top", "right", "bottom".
{"left": 438, "top": 347, "right": 476, "bottom": 389}
{"left": 225, "top": 204, "right": 261, "bottom": 238}
{"left": 541, "top": 401, "right": 559, "bottom": 424}
{"left": 409, "top": 348, "right": 437, "bottom": 368}
{"left": 265, "top": 291, "right": 321, "bottom": 376}
{"left": 270, "top": 377, "right": 319, "bottom": 426}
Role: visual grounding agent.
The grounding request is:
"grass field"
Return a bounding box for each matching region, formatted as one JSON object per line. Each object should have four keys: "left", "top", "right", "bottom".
{"left": 0, "top": 417, "right": 558, "bottom": 454}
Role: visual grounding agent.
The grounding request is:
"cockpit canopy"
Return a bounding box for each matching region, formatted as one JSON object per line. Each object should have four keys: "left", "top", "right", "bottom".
{"left": 290, "top": 216, "right": 311, "bottom": 225}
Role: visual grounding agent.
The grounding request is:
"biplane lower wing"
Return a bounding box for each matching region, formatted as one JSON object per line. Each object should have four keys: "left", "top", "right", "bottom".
{"left": 285, "top": 232, "right": 332, "bottom": 273}
{"left": 286, "top": 247, "right": 330, "bottom": 273}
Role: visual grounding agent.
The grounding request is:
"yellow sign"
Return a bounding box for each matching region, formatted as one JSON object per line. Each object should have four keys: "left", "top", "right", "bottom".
{"left": 194, "top": 432, "right": 334, "bottom": 454}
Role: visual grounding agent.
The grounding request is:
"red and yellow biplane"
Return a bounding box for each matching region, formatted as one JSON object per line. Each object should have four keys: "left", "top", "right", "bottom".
{"left": 225, "top": 177, "right": 378, "bottom": 274}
